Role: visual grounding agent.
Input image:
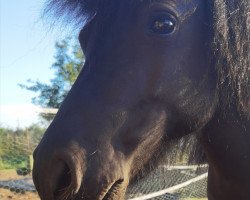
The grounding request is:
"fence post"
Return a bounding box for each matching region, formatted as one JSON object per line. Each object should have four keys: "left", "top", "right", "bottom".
{"left": 28, "top": 155, "right": 33, "bottom": 172}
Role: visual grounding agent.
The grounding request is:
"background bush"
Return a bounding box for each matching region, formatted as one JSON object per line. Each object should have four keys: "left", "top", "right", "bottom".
{"left": 0, "top": 124, "right": 45, "bottom": 170}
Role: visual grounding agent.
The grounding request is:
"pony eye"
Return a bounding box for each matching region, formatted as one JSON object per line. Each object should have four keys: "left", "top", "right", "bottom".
{"left": 150, "top": 14, "right": 176, "bottom": 35}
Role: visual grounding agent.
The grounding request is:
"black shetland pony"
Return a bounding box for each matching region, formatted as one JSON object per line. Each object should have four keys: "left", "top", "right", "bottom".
{"left": 32, "top": 1, "right": 250, "bottom": 200}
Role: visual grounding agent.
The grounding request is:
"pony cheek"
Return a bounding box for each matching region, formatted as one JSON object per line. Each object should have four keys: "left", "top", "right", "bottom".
{"left": 112, "top": 103, "right": 168, "bottom": 155}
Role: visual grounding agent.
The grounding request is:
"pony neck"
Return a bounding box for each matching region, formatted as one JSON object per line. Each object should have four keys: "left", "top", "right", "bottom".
{"left": 201, "top": 109, "right": 250, "bottom": 199}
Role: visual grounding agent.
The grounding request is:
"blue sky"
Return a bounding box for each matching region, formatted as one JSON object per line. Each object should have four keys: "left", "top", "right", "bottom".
{"left": 0, "top": 0, "right": 79, "bottom": 128}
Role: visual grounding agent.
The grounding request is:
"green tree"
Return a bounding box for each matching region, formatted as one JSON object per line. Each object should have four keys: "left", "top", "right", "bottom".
{"left": 21, "top": 37, "right": 84, "bottom": 121}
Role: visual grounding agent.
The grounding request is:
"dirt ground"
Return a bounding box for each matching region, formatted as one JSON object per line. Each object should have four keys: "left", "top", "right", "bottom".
{"left": 0, "top": 188, "right": 40, "bottom": 200}
{"left": 0, "top": 170, "right": 23, "bottom": 180}
{"left": 0, "top": 170, "right": 40, "bottom": 200}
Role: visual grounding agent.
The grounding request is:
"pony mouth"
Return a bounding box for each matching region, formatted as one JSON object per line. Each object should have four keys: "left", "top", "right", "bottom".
{"left": 102, "top": 179, "right": 125, "bottom": 200}
{"left": 54, "top": 178, "right": 126, "bottom": 200}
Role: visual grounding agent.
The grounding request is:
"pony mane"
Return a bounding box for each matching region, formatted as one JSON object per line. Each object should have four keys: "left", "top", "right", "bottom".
{"left": 211, "top": 0, "right": 250, "bottom": 117}
{"left": 44, "top": 0, "right": 98, "bottom": 25}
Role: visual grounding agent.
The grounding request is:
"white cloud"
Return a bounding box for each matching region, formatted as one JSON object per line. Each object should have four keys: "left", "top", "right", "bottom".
{"left": 0, "top": 104, "right": 41, "bottom": 128}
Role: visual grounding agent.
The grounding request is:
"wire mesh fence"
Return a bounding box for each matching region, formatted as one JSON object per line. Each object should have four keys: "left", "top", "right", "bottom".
{"left": 126, "top": 165, "right": 208, "bottom": 200}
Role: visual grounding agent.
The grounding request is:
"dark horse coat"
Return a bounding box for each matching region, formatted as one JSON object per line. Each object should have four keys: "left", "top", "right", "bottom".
{"left": 33, "top": 0, "right": 249, "bottom": 200}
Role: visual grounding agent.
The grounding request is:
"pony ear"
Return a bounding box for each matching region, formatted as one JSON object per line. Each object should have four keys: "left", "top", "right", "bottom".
{"left": 44, "top": 0, "right": 99, "bottom": 25}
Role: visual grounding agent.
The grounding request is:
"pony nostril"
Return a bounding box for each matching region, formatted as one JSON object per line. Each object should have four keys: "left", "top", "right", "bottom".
{"left": 103, "top": 179, "right": 124, "bottom": 200}
{"left": 53, "top": 160, "right": 72, "bottom": 198}
{"left": 49, "top": 152, "right": 84, "bottom": 199}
